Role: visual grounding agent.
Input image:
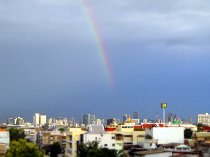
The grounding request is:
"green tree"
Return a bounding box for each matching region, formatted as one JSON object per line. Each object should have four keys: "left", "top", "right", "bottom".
{"left": 184, "top": 129, "right": 193, "bottom": 139}
{"left": 50, "top": 142, "right": 62, "bottom": 157}
{"left": 99, "top": 148, "right": 119, "bottom": 157}
{"left": 6, "top": 139, "right": 44, "bottom": 157}
{"left": 58, "top": 127, "right": 65, "bottom": 133}
{"left": 77, "top": 141, "right": 126, "bottom": 157}
{"left": 8, "top": 128, "right": 25, "bottom": 141}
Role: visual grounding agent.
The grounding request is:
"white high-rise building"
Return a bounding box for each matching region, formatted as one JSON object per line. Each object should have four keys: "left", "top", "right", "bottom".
{"left": 33, "top": 113, "right": 46, "bottom": 127}
{"left": 33, "top": 113, "right": 40, "bottom": 127}
{"left": 40, "top": 115, "right": 46, "bottom": 126}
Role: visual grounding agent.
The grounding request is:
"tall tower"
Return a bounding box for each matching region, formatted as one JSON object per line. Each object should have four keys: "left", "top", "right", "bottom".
{"left": 161, "top": 102, "right": 167, "bottom": 124}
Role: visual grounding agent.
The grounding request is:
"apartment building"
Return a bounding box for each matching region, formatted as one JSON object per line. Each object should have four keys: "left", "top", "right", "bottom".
{"left": 198, "top": 113, "right": 210, "bottom": 126}
{"left": 65, "top": 128, "right": 87, "bottom": 157}
{"left": 37, "top": 131, "right": 66, "bottom": 152}
{"left": 114, "top": 122, "right": 146, "bottom": 147}
{"left": 65, "top": 125, "right": 123, "bottom": 157}
{"left": 83, "top": 125, "right": 123, "bottom": 151}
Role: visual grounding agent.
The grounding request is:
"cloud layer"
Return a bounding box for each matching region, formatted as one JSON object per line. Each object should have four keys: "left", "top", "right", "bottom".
{"left": 0, "top": 0, "right": 210, "bottom": 121}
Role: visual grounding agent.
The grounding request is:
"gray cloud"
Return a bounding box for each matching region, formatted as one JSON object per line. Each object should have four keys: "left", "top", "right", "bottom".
{"left": 1, "top": 0, "right": 210, "bottom": 49}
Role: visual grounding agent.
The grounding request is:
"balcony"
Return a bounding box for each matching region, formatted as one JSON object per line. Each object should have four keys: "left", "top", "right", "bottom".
{"left": 66, "top": 148, "right": 72, "bottom": 154}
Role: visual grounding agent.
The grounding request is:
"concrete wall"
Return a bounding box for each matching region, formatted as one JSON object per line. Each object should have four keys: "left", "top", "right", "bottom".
{"left": 152, "top": 127, "right": 184, "bottom": 145}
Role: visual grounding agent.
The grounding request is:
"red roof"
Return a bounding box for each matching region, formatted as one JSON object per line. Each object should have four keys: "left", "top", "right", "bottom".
{"left": 134, "top": 123, "right": 165, "bottom": 129}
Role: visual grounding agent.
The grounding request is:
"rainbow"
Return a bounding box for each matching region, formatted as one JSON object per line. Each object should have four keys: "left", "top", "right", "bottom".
{"left": 80, "top": 0, "right": 114, "bottom": 87}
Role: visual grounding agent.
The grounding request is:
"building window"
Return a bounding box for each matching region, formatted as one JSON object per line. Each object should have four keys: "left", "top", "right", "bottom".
{"left": 95, "top": 137, "right": 97, "bottom": 141}
{"left": 104, "top": 144, "right": 108, "bottom": 147}
{"left": 112, "top": 136, "right": 115, "bottom": 139}
{"left": 69, "top": 135, "right": 72, "bottom": 141}
{"left": 112, "top": 144, "right": 115, "bottom": 147}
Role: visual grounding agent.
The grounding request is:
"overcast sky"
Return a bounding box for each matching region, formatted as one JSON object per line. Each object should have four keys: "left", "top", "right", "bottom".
{"left": 1, "top": 0, "right": 210, "bottom": 122}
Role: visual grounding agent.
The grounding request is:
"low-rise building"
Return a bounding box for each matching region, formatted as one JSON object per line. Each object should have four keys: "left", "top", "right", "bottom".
{"left": 65, "top": 125, "right": 124, "bottom": 157}
{"left": 83, "top": 125, "right": 122, "bottom": 150}
{"left": 167, "top": 123, "right": 197, "bottom": 132}
{"left": 114, "top": 122, "right": 146, "bottom": 147}
{"left": 0, "top": 129, "right": 10, "bottom": 154}
{"left": 24, "top": 128, "right": 36, "bottom": 143}
{"left": 198, "top": 113, "right": 210, "bottom": 126}
{"left": 195, "top": 132, "right": 210, "bottom": 142}
{"left": 37, "top": 131, "right": 66, "bottom": 152}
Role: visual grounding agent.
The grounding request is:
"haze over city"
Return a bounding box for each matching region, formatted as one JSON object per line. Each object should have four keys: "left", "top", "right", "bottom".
{"left": 1, "top": 0, "right": 210, "bottom": 122}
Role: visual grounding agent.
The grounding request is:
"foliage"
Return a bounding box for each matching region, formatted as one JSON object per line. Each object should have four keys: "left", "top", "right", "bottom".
{"left": 77, "top": 141, "right": 126, "bottom": 157}
{"left": 6, "top": 139, "right": 44, "bottom": 157}
{"left": 42, "top": 144, "right": 51, "bottom": 155}
{"left": 58, "top": 127, "right": 65, "bottom": 133}
{"left": 184, "top": 129, "right": 193, "bottom": 139}
{"left": 8, "top": 128, "right": 25, "bottom": 141}
{"left": 50, "top": 142, "right": 62, "bottom": 157}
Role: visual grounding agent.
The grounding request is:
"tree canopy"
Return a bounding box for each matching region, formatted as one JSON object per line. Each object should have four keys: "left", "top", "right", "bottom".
{"left": 8, "top": 128, "right": 25, "bottom": 141}
{"left": 184, "top": 129, "right": 193, "bottom": 139}
{"left": 77, "top": 141, "right": 126, "bottom": 157}
{"left": 50, "top": 142, "right": 62, "bottom": 157}
{"left": 58, "top": 128, "right": 65, "bottom": 133}
{"left": 6, "top": 139, "right": 44, "bottom": 157}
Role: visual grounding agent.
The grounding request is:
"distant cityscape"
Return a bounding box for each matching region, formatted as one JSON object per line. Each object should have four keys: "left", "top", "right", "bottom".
{"left": 1, "top": 111, "right": 210, "bottom": 156}
{"left": 3, "top": 111, "right": 196, "bottom": 128}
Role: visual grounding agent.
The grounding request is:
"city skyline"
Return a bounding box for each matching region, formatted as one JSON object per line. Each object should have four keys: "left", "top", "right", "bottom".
{"left": 1, "top": 0, "right": 210, "bottom": 121}
{"left": 0, "top": 111, "right": 198, "bottom": 124}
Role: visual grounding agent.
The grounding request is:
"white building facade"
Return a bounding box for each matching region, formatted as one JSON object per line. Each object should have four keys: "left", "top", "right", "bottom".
{"left": 198, "top": 113, "right": 210, "bottom": 126}
{"left": 83, "top": 125, "right": 122, "bottom": 151}
{"left": 152, "top": 127, "right": 184, "bottom": 145}
{"left": 33, "top": 113, "right": 46, "bottom": 127}
{"left": 39, "top": 115, "right": 46, "bottom": 126}
{"left": 83, "top": 133, "right": 117, "bottom": 149}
